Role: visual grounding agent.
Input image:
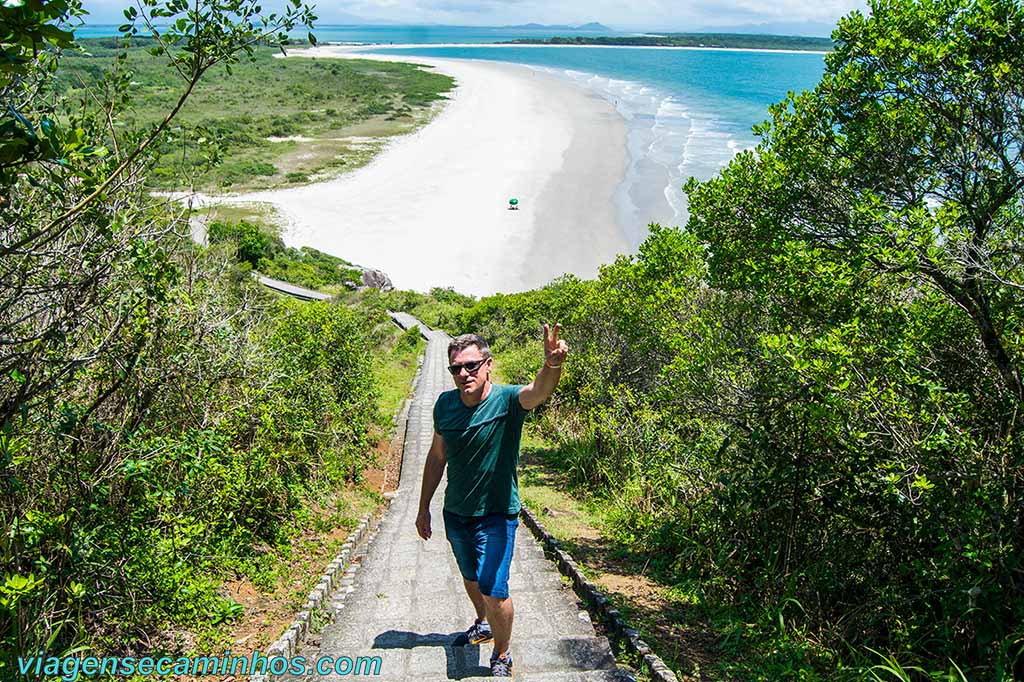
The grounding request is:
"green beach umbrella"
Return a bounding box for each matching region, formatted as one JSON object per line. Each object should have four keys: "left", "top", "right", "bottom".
{"left": 509, "top": 198, "right": 519, "bottom": 206}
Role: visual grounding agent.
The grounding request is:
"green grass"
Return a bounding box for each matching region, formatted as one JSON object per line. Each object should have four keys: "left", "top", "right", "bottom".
{"left": 195, "top": 202, "right": 282, "bottom": 228}
{"left": 519, "top": 432, "right": 606, "bottom": 542}
{"left": 62, "top": 39, "right": 454, "bottom": 191}
{"left": 375, "top": 325, "right": 426, "bottom": 422}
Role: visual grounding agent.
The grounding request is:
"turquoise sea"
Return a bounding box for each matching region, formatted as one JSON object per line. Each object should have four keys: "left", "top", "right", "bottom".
{"left": 79, "top": 23, "right": 826, "bottom": 239}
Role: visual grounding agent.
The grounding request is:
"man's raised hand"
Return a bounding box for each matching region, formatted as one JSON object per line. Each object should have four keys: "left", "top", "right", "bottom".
{"left": 543, "top": 323, "right": 569, "bottom": 369}
{"left": 518, "top": 323, "right": 569, "bottom": 410}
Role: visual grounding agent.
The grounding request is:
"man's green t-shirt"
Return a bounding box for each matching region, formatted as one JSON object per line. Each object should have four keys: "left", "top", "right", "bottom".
{"left": 433, "top": 383, "right": 529, "bottom": 517}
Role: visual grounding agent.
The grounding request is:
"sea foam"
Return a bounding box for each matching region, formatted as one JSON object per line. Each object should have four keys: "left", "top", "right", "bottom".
{"left": 528, "top": 65, "right": 750, "bottom": 250}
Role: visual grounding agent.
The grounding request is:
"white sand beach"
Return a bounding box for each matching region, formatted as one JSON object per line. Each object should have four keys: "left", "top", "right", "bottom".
{"left": 229, "top": 48, "right": 629, "bottom": 296}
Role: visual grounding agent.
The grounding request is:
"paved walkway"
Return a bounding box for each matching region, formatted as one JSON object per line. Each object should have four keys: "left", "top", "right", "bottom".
{"left": 256, "top": 274, "right": 333, "bottom": 301}
{"left": 285, "top": 316, "right": 634, "bottom": 681}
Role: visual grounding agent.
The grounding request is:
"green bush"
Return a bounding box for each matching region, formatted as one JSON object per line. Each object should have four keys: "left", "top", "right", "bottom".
{"left": 370, "top": 287, "right": 477, "bottom": 334}
{"left": 1, "top": 245, "right": 383, "bottom": 671}
{"left": 396, "top": 325, "right": 423, "bottom": 352}
{"left": 207, "top": 219, "right": 363, "bottom": 290}
{"left": 474, "top": 216, "right": 1024, "bottom": 677}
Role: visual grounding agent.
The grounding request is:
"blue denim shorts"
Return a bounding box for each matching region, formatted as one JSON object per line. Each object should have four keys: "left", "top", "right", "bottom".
{"left": 443, "top": 509, "right": 519, "bottom": 599}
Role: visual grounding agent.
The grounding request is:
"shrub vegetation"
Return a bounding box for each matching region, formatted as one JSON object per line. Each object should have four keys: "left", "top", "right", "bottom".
{"left": 207, "top": 219, "right": 365, "bottom": 290}
{"left": 0, "top": 1, "right": 413, "bottom": 676}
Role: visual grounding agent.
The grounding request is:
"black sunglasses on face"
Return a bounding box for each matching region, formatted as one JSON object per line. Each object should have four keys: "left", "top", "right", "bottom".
{"left": 448, "top": 358, "right": 489, "bottom": 375}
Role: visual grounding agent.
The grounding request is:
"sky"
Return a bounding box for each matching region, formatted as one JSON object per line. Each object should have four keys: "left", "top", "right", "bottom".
{"left": 80, "top": 0, "right": 869, "bottom": 35}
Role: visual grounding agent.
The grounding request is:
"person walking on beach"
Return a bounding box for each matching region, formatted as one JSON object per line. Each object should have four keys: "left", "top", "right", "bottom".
{"left": 415, "top": 325, "right": 569, "bottom": 678}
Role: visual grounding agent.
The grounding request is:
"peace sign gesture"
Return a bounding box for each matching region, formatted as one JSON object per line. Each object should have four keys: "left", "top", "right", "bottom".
{"left": 543, "top": 323, "right": 569, "bottom": 369}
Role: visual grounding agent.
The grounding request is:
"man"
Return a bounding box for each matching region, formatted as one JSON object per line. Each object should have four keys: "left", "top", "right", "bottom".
{"left": 415, "top": 324, "right": 569, "bottom": 678}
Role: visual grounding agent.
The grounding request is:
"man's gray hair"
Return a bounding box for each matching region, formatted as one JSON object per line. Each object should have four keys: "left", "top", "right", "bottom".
{"left": 448, "top": 333, "right": 492, "bottom": 361}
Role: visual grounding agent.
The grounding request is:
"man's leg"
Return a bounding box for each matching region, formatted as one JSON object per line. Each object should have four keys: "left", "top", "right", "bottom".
{"left": 461, "top": 578, "right": 488, "bottom": 621}
{"left": 477, "top": 514, "right": 518, "bottom": 659}
{"left": 444, "top": 510, "right": 492, "bottom": 644}
{"left": 483, "top": 594, "right": 514, "bottom": 656}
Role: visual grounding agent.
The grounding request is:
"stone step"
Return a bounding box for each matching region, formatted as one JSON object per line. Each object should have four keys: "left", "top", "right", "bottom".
{"left": 506, "top": 635, "right": 617, "bottom": 672}
{"left": 415, "top": 668, "right": 638, "bottom": 682}
{"left": 289, "top": 635, "right": 620, "bottom": 682}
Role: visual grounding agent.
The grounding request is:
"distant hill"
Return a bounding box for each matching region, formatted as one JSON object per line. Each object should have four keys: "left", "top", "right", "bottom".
{"left": 503, "top": 32, "right": 834, "bottom": 51}
{"left": 503, "top": 22, "right": 613, "bottom": 31}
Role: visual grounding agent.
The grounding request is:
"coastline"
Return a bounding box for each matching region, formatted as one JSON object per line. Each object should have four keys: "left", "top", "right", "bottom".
{"left": 227, "top": 49, "right": 630, "bottom": 296}
{"left": 352, "top": 44, "right": 807, "bottom": 245}
{"left": 342, "top": 42, "right": 831, "bottom": 56}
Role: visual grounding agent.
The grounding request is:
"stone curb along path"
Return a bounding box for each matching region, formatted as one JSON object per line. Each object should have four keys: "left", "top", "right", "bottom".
{"left": 519, "top": 509, "right": 680, "bottom": 682}
{"left": 257, "top": 313, "right": 642, "bottom": 681}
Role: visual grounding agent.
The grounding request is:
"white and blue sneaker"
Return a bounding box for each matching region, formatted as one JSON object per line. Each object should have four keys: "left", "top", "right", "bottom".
{"left": 490, "top": 651, "right": 513, "bottom": 678}
{"left": 453, "top": 618, "right": 493, "bottom": 646}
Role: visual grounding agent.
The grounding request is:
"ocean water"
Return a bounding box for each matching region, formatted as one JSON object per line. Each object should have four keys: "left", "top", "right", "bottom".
{"left": 370, "top": 45, "right": 825, "bottom": 245}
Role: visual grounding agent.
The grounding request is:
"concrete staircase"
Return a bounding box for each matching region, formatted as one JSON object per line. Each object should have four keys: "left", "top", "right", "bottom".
{"left": 281, "top": 316, "right": 636, "bottom": 681}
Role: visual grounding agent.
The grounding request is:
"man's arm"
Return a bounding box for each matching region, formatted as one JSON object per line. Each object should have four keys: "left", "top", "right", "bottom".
{"left": 415, "top": 431, "right": 447, "bottom": 540}
{"left": 518, "top": 323, "right": 569, "bottom": 411}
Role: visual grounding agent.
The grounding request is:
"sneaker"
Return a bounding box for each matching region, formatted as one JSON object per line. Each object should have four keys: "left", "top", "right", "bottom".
{"left": 490, "top": 652, "right": 514, "bottom": 678}
{"left": 453, "top": 618, "right": 493, "bottom": 646}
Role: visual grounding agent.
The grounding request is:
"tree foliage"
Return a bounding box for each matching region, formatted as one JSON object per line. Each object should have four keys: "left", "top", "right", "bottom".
{"left": 676, "top": 2, "right": 1024, "bottom": 670}
{"left": 454, "top": 0, "right": 1024, "bottom": 676}
{"left": 688, "top": 0, "right": 1024, "bottom": 403}
{"left": 2, "top": 0, "right": 315, "bottom": 426}
{"left": 0, "top": 1, "right": 404, "bottom": 676}
{"left": 207, "top": 219, "right": 365, "bottom": 288}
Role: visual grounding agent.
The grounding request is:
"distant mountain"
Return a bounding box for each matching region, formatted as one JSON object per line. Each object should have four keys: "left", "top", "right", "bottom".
{"left": 503, "top": 22, "right": 613, "bottom": 31}
{"left": 503, "top": 33, "right": 834, "bottom": 51}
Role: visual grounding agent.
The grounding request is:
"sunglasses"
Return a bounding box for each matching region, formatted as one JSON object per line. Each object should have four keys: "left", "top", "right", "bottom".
{"left": 448, "top": 358, "right": 489, "bottom": 376}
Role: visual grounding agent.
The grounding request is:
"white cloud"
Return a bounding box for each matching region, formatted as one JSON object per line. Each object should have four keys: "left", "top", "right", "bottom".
{"left": 346, "top": 0, "right": 868, "bottom": 30}
{"left": 81, "top": 0, "right": 867, "bottom": 33}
